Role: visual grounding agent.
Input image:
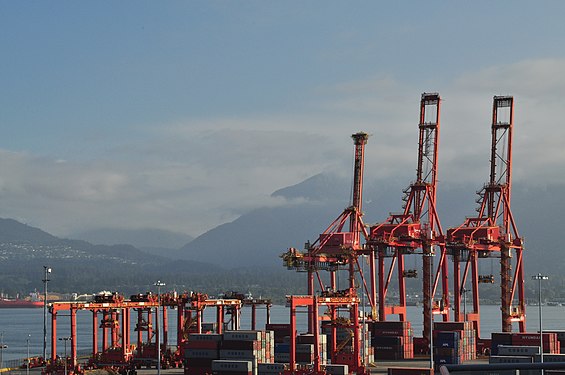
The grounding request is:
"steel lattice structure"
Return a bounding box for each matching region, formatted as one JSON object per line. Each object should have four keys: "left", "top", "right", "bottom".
{"left": 446, "top": 96, "right": 525, "bottom": 337}
{"left": 281, "top": 132, "right": 373, "bottom": 373}
{"left": 368, "top": 93, "right": 449, "bottom": 348}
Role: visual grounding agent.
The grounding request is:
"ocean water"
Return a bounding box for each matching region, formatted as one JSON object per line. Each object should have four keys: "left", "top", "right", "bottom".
{"left": 1, "top": 304, "right": 564, "bottom": 362}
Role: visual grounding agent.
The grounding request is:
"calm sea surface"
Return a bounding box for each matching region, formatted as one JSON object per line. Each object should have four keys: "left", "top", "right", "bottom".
{"left": 1, "top": 305, "right": 565, "bottom": 361}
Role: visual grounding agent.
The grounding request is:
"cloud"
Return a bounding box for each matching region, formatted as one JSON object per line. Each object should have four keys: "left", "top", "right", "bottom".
{"left": 1, "top": 58, "right": 564, "bottom": 238}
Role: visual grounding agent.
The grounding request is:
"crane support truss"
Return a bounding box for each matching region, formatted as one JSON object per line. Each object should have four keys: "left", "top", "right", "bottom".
{"left": 47, "top": 292, "right": 242, "bottom": 374}
{"left": 284, "top": 292, "right": 369, "bottom": 375}
{"left": 447, "top": 96, "right": 525, "bottom": 336}
{"left": 368, "top": 93, "right": 449, "bottom": 348}
{"left": 281, "top": 132, "right": 377, "bottom": 330}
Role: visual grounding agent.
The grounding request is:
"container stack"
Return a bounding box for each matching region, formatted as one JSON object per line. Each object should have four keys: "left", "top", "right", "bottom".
{"left": 433, "top": 331, "right": 462, "bottom": 369}
{"left": 489, "top": 345, "right": 538, "bottom": 365}
{"left": 184, "top": 330, "right": 275, "bottom": 375}
{"left": 212, "top": 360, "right": 254, "bottom": 375}
{"left": 370, "top": 321, "right": 413, "bottom": 360}
{"left": 219, "top": 330, "right": 274, "bottom": 372}
{"left": 433, "top": 321, "right": 477, "bottom": 363}
{"left": 296, "top": 333, "right": 328, "bottom": 365}
{"left": 320, "top": 321, "right": 372, "bottom": 365}
{"left": 511, "top": 333, "right": 560, "bottom": 354}
{"left": 265, "top": 323, "right": 291, "bottom": 363}
{"left": 490, "top": 332, "right": 513, "bottom": 355}
{"left": 184, "top": 333, "right": 223, "bottom": 375}
{"left": 491, "top": 332, "right": 560, "bottom": 355}
{"left": 545, "top": 330, "right": 565, "bottom": 354}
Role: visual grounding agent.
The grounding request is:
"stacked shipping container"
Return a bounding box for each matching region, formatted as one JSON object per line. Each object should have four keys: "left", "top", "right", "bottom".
{"left": 266, "top": 323, "right": 291, "bottom": 363}
{"left": 432, "top": 321, "right": 476, "bottom": 370}
{"left": 184, "top": 333, "right": 223, "bottom": 375}
{"left": 184, "top": 331, "right": 274, "bottom": 375}
{"left": 370, "top": 321, "right": 413, "bottom": 360}
{"left": 545, "top": 331, "right": 565, "bottom": 354}
{"left": 322, "top": 321, "right": 374, "bottom": 365}
{"left": 491, "top": 332, "right": 560, "bottom": 355}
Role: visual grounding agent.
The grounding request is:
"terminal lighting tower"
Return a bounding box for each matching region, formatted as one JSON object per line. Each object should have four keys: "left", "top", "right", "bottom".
{"left": 43, "top": 266, "right": 51, "bottom": 361}
{"left": 154, "top": 280, "right": 166, "bottom": 375}
{"left": 532, "top": 273, "right": 549, "bottom": 370}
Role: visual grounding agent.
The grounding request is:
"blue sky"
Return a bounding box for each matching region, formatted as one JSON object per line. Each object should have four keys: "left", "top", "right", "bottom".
{"left": 1, "top": 2, "right": 565, "bottom": 237}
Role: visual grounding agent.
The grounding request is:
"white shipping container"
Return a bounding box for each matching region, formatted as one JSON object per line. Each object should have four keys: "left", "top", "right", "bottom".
{"left": 220, "top": 349, "right": 258, "bottom": 360}
{"left": 534, "top": 353, "right": 565, "bottom": 362}
{"left": 212, "top": 360, "right": 253, "bottom": 372}
{"left": 489, "top": 355, "right": 533, "bottom": 364}
{"left": 497, "top": 345, "right": 540, "bottom": 356}
{"left": 224, "top": 330, "right": 263, "bottom": 341}
{"left": 257, "top": 363, "right": 285, "bottom": 374}
{"left": 189, "top": 333, "right": 223, "bottom": 341}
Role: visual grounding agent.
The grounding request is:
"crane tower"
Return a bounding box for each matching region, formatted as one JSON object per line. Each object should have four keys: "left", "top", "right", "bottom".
{"left": 369, "top": 93, "right": 449, "bottom": 347}
{"left": 447, "top": 96, "right": 525, "bottom": 336}
{"left": 281, "top": 132, "right": 375, "bottom": 323}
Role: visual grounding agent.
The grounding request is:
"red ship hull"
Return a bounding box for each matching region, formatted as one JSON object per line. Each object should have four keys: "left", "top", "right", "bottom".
{"left": 0, "top": 299, "right": 43, "bottom": 308}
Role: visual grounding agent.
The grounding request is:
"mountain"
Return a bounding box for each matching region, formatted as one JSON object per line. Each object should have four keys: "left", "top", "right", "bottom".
{"left": 0, "top": 218, "right": 61, "bottom": 244}
{"left": 176, "top": 173, "right": 565, "bottom": 281}
{"left": 2, "top": 175, "right": 564, "bottom": 301}
{"left": 175, "top": 174, "right": 399, "bottom": 267}
{"left": 73, "top": 227, "right": 193, "bottom": 252}
{"left": 0, "top": 218, "right": 220, "bottom": 296}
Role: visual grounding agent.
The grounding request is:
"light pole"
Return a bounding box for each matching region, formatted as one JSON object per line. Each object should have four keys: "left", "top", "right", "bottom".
{"left": 424, "top": 248, "right": 434, "bottom": 370}
{"left": 43, "top": 266, "right": 51, "bottom": 361}
{"left": 461, "top": 287, "right": 467, "bottom": 322}
{"left": 59, "top": 337, "right": 71, "bottom": 375}
{"left": 154, "top": 281, "right": 165, "bottom": 375}
{"left": 532, "top": 273, "right": 549, "bottom": 373}
{"left": 361, "top": 254, "right": 367, "bottom": 367}
{"left": 0, "top": 332, "right": 7, "bottom": 369}
{"left": 26, "top": 334, "right": 31, "bottom": 375}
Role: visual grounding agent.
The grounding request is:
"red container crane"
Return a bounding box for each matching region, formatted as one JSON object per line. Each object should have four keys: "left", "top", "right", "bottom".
{"left": 282, "top": 132, "right": 376, "bottom": 326}
{"left": 447, "top": 96, "right": 525, "bottom": 337}
{"left": 368, "top": 93, "right": 449, "bottom": 349}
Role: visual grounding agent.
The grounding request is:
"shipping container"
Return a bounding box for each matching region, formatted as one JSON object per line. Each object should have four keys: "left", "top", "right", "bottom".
{"left": 212, "top": 360, "right": 253, "bottom": 372}
{"left": 489, "top": 355, "right": 534, "bottom": 364}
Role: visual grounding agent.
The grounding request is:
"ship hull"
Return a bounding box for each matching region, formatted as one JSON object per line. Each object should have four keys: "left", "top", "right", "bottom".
{"left": 0, "top": 299, "right": 43, "bottom": 308}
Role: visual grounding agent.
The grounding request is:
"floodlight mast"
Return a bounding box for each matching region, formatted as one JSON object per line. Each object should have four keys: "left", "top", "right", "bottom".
{"left": 43, "top": 266, "right": 52, "bottom": 361}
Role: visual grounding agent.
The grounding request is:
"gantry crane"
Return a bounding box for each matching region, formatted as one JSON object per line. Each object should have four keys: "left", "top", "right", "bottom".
{"left": 47, "top": 293, "right": 159, "bottom": 375}
{"left": 447, "top": 96, "right": 525, "bottom": 336}
{"left": 281, "top": 132, "right": 376, "bottom": 326}
{"left": 222, "top": 291, "right": 272, "bottom": 330}
{"left": 368, "top": 93, "right": 449, "bottom": 348}
{"left": 284, "top": 292, "right": 369, "bottom": 375}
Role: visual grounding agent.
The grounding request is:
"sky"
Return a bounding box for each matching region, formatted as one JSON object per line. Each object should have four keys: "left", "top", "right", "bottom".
{"left": 1, "top": 1, "right": 565, "bottom": 238}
